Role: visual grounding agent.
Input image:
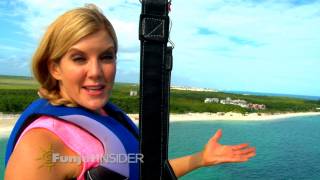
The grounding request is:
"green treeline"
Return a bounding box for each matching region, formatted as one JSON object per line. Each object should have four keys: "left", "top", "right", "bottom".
{"left": 0, "top": 87, "right": 319, "bottom": 114}
{"left": 0, "top": 89, "right": 39, "bottom": 113}
{"left": 0, "top": 75, "right": 319, "bottom": 114}
{"left": 170, "top": 90, "right": 320, "bottom": 114}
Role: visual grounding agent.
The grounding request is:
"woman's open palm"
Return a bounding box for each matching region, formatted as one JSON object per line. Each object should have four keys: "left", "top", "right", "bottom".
{"left": 201, "top": 129, "right": 256, "bottom": 166}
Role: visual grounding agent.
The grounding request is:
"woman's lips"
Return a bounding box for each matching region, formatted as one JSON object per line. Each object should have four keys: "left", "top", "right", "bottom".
{"left": 83, "top": 85, "right": 106, "bottom": 96}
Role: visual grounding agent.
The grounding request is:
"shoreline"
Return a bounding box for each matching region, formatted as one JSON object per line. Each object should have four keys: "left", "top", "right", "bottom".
{"left": 127, "top": 112, "right": 320, "bottom": 122}
{"left": 0, "top": 114, "right": 20, "bottom": 139}
{"left": 1, "top": 112, "right": 320, "bottom": 138}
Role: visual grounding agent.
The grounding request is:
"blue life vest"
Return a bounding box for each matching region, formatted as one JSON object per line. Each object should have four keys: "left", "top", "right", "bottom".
{"left": 5, "top": 98, "right": 139, "bottom": 180}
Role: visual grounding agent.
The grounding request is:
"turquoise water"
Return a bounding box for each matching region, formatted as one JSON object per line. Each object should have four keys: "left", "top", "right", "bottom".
{"left": 169, "top": 116, "right": 320, "bottom": 179}
{"left": 1, "top": 138, "right": 6, "bottom": 180}
{"left": 1, "top": 116, "right": 320, "bottom": 179}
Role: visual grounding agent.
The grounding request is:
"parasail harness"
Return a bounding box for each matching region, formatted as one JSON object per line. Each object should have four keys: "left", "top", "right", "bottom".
{"left": 139, "top": 0, "right": 177, "bottom": 179}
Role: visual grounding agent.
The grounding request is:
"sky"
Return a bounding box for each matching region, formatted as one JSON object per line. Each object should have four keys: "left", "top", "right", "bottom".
{"left": 0, "top": 0, "right": 319, "bottom": 96}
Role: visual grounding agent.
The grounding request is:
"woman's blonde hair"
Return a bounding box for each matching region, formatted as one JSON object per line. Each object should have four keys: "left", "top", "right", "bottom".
{"left": 32, "top": 4, "right": 118, "bottom": 106}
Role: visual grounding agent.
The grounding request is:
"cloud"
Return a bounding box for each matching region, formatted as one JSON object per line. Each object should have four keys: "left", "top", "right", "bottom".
{"left": 228, "top": 36, "right": 262, "bottom": 47}
{"left": 197, "top": 27, "right": 219, "bottom": 35}
{"left": 0, "top": 55, "right": 32, "bottom": 75}
{"left": 7, "top": 0, "right": 138, "bottom": 40}
{"left": 7, "top": 0, "right": 141, "bottom": 60}
{"left": 286, "top": 0, "right": 319, "bottom": 6}
{"left": 119, "top": 46, "right": 139, "bottom": 53}
{"left": 117, "top": 51, "right": 139, "bottom": 62}
{"left": 167, "top": 0, "right": 320, "bottom": 95}
{"left": 0, "top": 44, "right": 22, "bottom": 51}
{"left": 0, "top": 0, "right": 142, "bottom": 79}
{"left": 171, "top": 0, "right": 320, "bottom": 63}
{"left": 116, "top": 60, "right": 140, "bottom": 83}
{"left": 1, "top": 0, "right": 320, "bottom": 95}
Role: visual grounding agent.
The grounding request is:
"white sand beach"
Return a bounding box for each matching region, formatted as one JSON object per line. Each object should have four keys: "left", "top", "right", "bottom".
{"left": 128, "top": 112, "right": 320, "bottom": 122}
{"left": 1, "top": 112, "right": 320, "bottom": 137}
{"left": 0, "top": 113, "right": 20, "bottom": 138}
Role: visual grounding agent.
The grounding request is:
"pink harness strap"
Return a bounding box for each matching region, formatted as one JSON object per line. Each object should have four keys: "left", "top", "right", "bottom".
{"left": 16, "top": 116, "right": 105, "bottom": 180}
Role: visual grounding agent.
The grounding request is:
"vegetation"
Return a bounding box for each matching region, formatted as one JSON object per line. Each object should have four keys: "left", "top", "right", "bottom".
{"left": 0, "top": 89, "right": 38, "bottom": 113}
{"left": 1, "top": 75, "right": 319, "bottom": 114}
{"left": 0, "top": 75, "right": 39, "bottom": 89}
{"left": 170, "top": 90, "right": 320, "bottom": 114}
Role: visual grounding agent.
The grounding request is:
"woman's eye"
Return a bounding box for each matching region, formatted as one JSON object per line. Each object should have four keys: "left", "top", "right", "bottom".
{"left": 100, "top": 53, "right": 115, "bottom": 62}
{"left": 71, "top": 55, "right": 86, "bottom": 63}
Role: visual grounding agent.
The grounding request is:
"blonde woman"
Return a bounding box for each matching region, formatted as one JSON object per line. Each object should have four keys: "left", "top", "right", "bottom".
{"left": 5, "top": 4, "right": 256, "bottom": 180}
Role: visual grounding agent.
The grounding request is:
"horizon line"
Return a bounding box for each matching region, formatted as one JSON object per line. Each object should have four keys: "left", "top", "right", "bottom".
{"left": 0, "top": 74, "right": 319, "bottom": 99}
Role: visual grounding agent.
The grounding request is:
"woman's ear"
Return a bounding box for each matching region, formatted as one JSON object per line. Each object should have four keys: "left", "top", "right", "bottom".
{"left": 48, "top": 61, "right": 62, "bottom": 80}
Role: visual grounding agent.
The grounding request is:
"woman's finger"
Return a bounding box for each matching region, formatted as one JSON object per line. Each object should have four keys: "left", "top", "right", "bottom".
{"left": 228, "top": 155, "right": 249, "bottom": 163}
{"left": 235, "top": 147, "right": 256, "bottom": 155}
{"left": 231, "top": 151, "right": 255, "bottom": 163}
{"left": 244, "top": 151, "right": 256, "bottom": 159}
{"left": 209, "top": 129, "right": 222, "bottom": 142}
{"left": 231, "top": 143, "right": 249, "bottom": 150}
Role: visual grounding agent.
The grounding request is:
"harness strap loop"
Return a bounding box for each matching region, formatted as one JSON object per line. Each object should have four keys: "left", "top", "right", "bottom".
{"left": 139, "top": 0, "right": 176, "bottom": 179}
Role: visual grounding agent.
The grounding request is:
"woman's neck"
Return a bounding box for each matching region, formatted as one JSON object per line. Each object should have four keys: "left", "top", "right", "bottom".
{"left": 97, "top": 108, "right": 108, "bottom": 116}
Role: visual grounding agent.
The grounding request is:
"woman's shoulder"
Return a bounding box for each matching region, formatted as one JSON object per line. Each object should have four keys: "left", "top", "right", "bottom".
{"left": 5, "top": 121, "right": 81, "bottom": 180}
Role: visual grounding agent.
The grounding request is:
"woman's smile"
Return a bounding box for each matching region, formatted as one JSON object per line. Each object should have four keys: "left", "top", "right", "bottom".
{"left": 82, "top": 84, "right": 106, "bottom": 96}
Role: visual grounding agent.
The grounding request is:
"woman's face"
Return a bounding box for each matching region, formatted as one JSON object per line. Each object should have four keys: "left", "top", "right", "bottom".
{"left": 50, "top": 29, "right": 116, "bottom": 112}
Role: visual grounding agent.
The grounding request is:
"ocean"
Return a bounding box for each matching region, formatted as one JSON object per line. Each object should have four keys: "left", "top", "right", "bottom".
{"left": 1, "top": 115, "right": 320, "bottom": 179}
{"left": 223, "top": 90, "right": 320, "bottom": 101}
{"left": 169, "top": 116, "right": 320, "bottom": 179}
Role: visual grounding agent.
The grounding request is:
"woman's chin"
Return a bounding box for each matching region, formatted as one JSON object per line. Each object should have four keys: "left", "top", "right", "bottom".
{"left": 81, "top": 99, "right": 108, "bottom": 112}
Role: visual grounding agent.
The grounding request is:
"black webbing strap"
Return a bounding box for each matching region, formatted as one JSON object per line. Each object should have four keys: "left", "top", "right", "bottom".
{"left": 139, "top": 0, "right": 176, "bottom": 179}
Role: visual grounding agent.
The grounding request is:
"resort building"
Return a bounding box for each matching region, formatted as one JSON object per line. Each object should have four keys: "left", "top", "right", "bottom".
{"left": 248, "top": 103, "right": 266, "bottom": 110}
{"left": 205, "top": 97, "right": 266, "bottom": 110}
{"left": 204, "top": 98, "right": 219, "bottom": 103}
{"left": 171, "top": 86, "right": 217, "bottom": 92}
{"left": 129, "top": 90, "right": 138, "bottom": 96}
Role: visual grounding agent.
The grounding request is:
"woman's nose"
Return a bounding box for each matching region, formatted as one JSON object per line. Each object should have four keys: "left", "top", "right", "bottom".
{"left": 87, "top": 59, "right": 103, "bottom": 79}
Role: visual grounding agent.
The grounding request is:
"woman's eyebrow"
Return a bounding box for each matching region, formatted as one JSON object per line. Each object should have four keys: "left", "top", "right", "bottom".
{"left": 67, "top": 46, "right": 115, "bottom": 54}
{"left": 100, "top": 47, "right": 116, "bottom": 54}
{"left": 103, "top": 46, "right": 115, "bottom": 52}
{"left": 67, "top": 48, "right": 84, "bottom": 54}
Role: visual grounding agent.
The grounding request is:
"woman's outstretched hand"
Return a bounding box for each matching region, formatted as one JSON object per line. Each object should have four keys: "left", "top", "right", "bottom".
{"left": 169, "top": 129, "right": 256, "bottom": 177}
{"left": 200, "top": 129, "right": 256, "bottom": 166}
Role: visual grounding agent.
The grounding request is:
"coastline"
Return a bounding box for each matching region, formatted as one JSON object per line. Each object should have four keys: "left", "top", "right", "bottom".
{"left": 1, "top": 112, "right": 320, "bottom": 138}
{"left": 128, "top": 112, "right": 320, "bottom": 122}
{"left": 0, "top": 114, "right": 20, "bottom": 139}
